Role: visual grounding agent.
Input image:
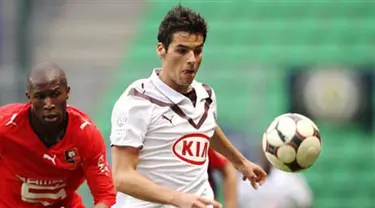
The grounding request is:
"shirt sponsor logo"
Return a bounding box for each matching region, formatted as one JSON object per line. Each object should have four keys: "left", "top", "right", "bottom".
{"left": 17, "top": 176, "right": 67, "bottom": 206}
{"left": 172, "top": 133, "right": 210, "bottom": 165}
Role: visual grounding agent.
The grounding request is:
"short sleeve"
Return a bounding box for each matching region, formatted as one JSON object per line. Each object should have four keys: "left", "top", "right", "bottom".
{"left": 110, "top": 95, "right": 152, "bottom": 149}
{"left": 208, "top": 148, "right": 227, "bottom": 169}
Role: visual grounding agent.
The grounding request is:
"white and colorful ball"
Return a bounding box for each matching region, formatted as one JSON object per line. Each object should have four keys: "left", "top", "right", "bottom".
{"left": 262, "top": 113, "right": 322, "bottom": 172}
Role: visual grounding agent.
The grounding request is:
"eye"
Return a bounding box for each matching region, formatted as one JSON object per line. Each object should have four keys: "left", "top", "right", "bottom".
{"left": 176, "top": 48, "right": 188, "bottom": 55}
{"left": 34, "top": 94, "right": 45, "bottom": 100}
{"left": 194, "top": 48, "right": 202, "bottom": 55}
{"left": 51, "top": 91, "right": 61, "bottom": 98}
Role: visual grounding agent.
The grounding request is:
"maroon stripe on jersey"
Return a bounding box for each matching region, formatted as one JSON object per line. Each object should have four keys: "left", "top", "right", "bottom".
{"left": 129, "top": 87, "right": 212, "bottom": 130}
{"left": 129, "top": 88, "right": 171, "bottom": 107}
{"left": 202, "top": 84, "right": 212, "bottom": 98}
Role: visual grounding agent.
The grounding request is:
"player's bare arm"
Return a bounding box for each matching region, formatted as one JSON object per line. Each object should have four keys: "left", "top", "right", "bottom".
{"left": 112, "top": 146, "right": 222, "bottom": 208}
{"left": 112, "top": 146, "right": 175, "bottom": 204}
{"left": 208, "top": 149, "right": 237, "bottom": 208}
{"left": 210, "top": 126, "right": 267, "bottom": 189}
{"left": 219, "top": 162, "right": 237, "bottom": 208}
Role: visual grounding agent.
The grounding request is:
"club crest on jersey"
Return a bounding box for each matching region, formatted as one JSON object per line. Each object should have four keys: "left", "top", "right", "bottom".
{"left": 172, "top": 133, "right": 210, "bottom": 165}
{"left": 64, "top": 148, "right": 79, "bottom": 164}
{"left": 116, "top": 112, "right": 127, "bottom": 127}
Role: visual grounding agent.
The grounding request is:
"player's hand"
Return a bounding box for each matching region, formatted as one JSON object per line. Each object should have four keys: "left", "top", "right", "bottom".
{"left": 171, "top": 191, "right": 222, "bottom": 208}
{"left": 236, "top": 160, "right": 267, "bottom": 189}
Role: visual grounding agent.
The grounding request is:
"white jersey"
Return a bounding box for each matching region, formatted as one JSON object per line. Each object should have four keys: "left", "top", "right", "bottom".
{"left": 237, "top": 168, "right": 313, "bottom": 208}
{"left": 110, "top": 69, "right": 217, "bottom": 208}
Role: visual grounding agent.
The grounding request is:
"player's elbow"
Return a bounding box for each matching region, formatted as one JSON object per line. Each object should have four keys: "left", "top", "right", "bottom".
{"left": 113, "top": 173, "right": 127, "bottom": 193}
{"left": 94, "top": 187, "right": 117, "bottom": 207}
{"left": 113, "top": 169, "right": 135, "bottom": 194}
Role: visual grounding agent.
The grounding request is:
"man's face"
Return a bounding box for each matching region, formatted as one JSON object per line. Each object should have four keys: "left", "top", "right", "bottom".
{"left": 159, "top": 32, "right": 204, "bottom": 86}
{"left": 26, "top": 78, "right": 70, "bottom": 127}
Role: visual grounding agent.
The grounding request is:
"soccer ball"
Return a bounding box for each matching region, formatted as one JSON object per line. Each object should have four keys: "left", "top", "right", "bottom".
{"left": 262, "top": 113, "right": 322, "bottom": 172}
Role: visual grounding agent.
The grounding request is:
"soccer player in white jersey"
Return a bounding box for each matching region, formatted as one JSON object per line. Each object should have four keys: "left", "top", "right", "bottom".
{"left": 110, "top": 5, "right": 267, "bottom": 208}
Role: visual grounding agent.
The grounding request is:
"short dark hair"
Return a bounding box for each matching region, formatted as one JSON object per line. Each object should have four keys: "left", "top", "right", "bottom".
{"left": 157, "top": 5, "right": 208, "bottom": 50}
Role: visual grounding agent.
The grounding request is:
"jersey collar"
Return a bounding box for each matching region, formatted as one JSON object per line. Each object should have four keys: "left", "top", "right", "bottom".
{"left": 150, "top": 68, "right": 196, "bottom": 104}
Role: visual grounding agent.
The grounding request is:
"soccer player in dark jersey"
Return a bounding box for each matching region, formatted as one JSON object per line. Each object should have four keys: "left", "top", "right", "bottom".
{"left": 0, "top": 62, "right": 116, "bottom": 208}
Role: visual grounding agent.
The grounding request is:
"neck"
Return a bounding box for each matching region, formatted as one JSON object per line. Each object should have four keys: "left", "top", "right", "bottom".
{"left": 29, "top": 111, "right": 67, "bottom": 140}
{"left": 158, "top": 69, "right": 191, "bottom": 94}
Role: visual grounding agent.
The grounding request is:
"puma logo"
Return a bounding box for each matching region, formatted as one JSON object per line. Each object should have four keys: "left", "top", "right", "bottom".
{"left": 80, "top": 120, "right": 91, "bottom": 130}
{"left": 5, "top": 113, "right": 18, "bottom": 126}
{"left": 161, "top": 115, "right": 174, "bottom": 125}
{"left": 43, "top": 153, "right": 56, "bottom": 165}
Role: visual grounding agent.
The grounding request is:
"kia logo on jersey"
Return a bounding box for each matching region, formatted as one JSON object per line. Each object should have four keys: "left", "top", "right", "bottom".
{"left": 172, "top": 133, "right": 210, "bottom": 165}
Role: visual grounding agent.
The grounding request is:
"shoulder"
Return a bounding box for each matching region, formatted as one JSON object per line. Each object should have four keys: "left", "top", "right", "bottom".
{"left": 67, "top": 105, "right": 92, "bottom": 123}
{"left": 65, "top": 108, "right": 105, "bottom": 156}
{"left": 115, "top": 78, "right": 149, "bottom": 102}
{"left": 0, "top": 103, "right": 29, "bottom": 126}
{"left": 112, "top": 78, "right": 155, "bottom": 115}
{"left": 0, "top": 103, "right": 28, "bottom": 116}
{"left": 67, "top": 106, "right": 101, "bottom": 138}
{"left": 110, "top": 79, "right": 158, "bottom": 131}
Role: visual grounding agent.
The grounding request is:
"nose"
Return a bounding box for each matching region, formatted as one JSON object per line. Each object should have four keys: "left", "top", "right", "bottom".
{"left": 43, "top": 97, "right": 56, "bottom": 111}
{"left": 187, "top": 51, "right": 196, "bottom": 65}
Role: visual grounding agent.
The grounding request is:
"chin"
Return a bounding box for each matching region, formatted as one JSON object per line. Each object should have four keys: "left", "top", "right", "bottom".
{"left": 42, "top": 120, "right": 60, "bottom": 127}
{"left": 179, "top": 79, "right": 194, "bottom": 86}
{"left": 41, "top": 117, "right": 63, "bottom": 126}
{"left": 182, "top": 82, "right": 192, "bottom": 86}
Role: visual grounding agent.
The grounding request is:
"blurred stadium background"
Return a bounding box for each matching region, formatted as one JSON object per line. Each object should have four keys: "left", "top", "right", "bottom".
{"left": 1, "top": 0, "right": 374, "bottom": 207}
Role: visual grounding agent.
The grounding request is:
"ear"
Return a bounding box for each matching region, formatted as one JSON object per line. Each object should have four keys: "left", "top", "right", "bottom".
{"left": 156, "top": 43, "right": 166, "bottom": 58}
{"left": 66, "top": 86, "right": 71, "bottom": 100}
{"left": 25, "top": 91, "right": 30, "bottom": 100}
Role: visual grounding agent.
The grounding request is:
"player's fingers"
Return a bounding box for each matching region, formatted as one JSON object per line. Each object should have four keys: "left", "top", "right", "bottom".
{"left": 247, "top": 171, "right": 258, "bottom": 180}
{"left": 212, "top": 200, "right": 223, "bottom": 208}
{"left": 258, "top": 175, "right": 267, "bottom": 185}
{"left": 193, "top": 200, "right": 209, "bottom": 208}
{"left": 250, "top": 177, "right": 258, "bottom": 189}
{"left": 256, "top": 169, "right": 267, "bottom": 185}
{"left": 198, "top": 197, "right": 222, "bottom": 208}
{"left": 243, "top": 172, "right": 256, "bottom": 181}
{"left": 256, "top": 167, "right": 268, "bottom": 177}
